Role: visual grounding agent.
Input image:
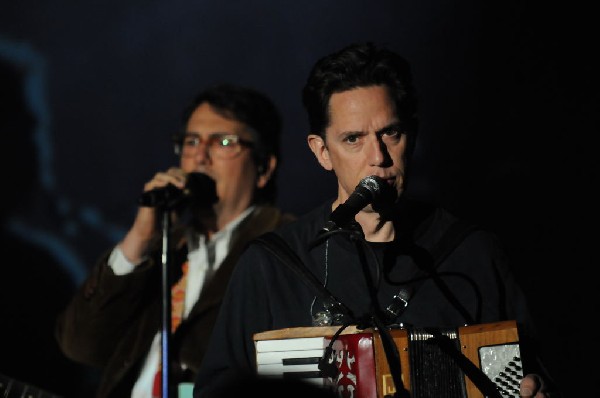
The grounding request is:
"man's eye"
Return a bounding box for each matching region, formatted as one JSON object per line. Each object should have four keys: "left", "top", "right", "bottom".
{"left": 220, "top": 138, "right": 232, "bottom": 147}
{"left": 344, "top": 134, "right": 360, "bottom": 144}
{"left": 383, "top": 129, "right": 402, "bottom": 138}
{"left": 381, "top": 129, "right": 403, "bottom": 143}
{"left": 184, "top": 137, "right": 200, "bottom": 146}
{"left": 216, "top": 136, "right": 237, "bottom": 147}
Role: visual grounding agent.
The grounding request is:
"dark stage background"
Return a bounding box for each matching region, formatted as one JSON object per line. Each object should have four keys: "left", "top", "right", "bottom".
{"left": 1, "top": 1, "right": 597, "bottom": 397}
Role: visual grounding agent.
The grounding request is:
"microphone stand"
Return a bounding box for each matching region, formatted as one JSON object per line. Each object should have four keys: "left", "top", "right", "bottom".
{"left": 352, "top": 235, "right": 409, "bottom": 398}
{"left": 158, "top": 206, "right": 173, "bottom": 398}
{"left": 143, "top": 173, "right": 218, "bottom": 398}
{"left": 141, "top": 189, "right": 183, "bottom": 398}
{"left": 309, "top": 221, "right": 410, "bottom": 398}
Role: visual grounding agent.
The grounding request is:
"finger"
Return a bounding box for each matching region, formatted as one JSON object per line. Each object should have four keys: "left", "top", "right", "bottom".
{"left": 166, "top": 168, "right": 186, "bottom": 187}
{"left": 144, "top": 171, "right": 185, "bottom": 192}
{"left": 520, "top": 374, "right": 542, "bottom": 397}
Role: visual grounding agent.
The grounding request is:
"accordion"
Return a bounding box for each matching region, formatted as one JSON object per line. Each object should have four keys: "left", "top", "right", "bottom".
{"left": 254, "top": 320, "right": 524, "bottom": 398}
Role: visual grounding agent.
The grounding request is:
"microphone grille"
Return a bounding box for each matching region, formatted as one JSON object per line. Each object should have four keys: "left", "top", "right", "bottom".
{"left": 359, "top": 175, "right": 384, "bottom": 197}
{"left": 359, "top": 175, "right": 398, "bottom": 209}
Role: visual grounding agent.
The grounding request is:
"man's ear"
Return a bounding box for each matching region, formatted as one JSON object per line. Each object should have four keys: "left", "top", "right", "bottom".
{"left": 256, "top": 155, "right": 277, "bottom": 189}
{"left": 307, "top": 134, "right": 333, "bottom": 171}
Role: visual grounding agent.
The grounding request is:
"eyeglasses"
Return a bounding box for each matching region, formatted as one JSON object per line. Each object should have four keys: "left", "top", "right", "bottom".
{"left": 173, "top": 132, "right": 254, "bottom": 159}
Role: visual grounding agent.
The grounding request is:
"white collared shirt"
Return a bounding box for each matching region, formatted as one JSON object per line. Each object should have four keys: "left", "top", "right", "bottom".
{"left": 108, "top": 206, "right": 255, "bottom": 398}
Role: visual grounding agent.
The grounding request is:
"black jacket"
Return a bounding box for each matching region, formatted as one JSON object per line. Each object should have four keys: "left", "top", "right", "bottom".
{"left": 194, "top": 199, "right": 546, "bottom": 397}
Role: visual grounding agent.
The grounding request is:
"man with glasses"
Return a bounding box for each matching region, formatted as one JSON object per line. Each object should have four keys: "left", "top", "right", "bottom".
{"left": 55, "top": 84, "right": 295, "bottom": 398}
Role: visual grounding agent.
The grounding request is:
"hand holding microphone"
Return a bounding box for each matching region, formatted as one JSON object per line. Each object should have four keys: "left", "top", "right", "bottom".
{"left": 138, "top": 172, "right": 218, "bottom": 209}
{"left": 310, "top": 175, "right": 397, "bottom": 247}
{"left": 323, "top": 175, "right": 397, "bottom": 232}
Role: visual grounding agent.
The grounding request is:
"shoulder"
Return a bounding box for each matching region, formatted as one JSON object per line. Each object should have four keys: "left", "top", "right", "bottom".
{"left": 397, "top": 198, "right": 501, "bottom": 254}
{"left": 273, "top": 200, "right": 332, "bottom": 243}
{"left": 244, "top": 200, "right": 332, "bottom": 258}
{"left": 230, "top": 205, "right": 296, "bottom": 242}
{"left": 250, "top": 205, "right": 297, "bottom": 227}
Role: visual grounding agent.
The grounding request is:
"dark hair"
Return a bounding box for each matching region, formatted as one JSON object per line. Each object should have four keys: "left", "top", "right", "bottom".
{"left": 302, "top": 42, "right": 418, "bottom": 156}
{"left": 180, "top": 84, "right": 282, "bottom": 204}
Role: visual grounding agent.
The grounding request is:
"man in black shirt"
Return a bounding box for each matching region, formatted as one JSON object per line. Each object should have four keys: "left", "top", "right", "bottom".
{"left": 194, "top": 43, "right": 558, "bottom": 398}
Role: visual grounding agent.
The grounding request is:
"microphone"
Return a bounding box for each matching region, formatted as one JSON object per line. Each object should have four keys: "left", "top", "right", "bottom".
{"left": 138, "top": 172, "right": 218, "bottom": 209}
{"left": 324, "top": 175, "right": 397, "bottom": 232}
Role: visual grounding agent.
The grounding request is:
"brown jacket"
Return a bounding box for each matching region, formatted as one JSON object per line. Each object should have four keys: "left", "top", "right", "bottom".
{"left": 55, "top": 205, "right": 295, "bottom": 398}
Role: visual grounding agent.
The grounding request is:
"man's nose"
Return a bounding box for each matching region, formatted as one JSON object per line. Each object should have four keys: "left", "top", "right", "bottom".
{"left": 367, "top": 136, "right": 388, "bottom": 165}
{"left": 192, "top": 140, "right": 211, "bottom": 162}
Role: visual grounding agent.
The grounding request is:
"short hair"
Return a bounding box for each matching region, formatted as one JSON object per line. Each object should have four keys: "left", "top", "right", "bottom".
{"left": 302, "top": 42, "right": 418, "bottom": 155}
{"left": 180, "top": 84, "right": 282, "bottom": 204}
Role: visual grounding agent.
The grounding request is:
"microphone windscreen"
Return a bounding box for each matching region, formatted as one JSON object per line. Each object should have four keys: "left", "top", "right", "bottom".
{"left": 184, "top": 172, "right": 218, "bottom": 207}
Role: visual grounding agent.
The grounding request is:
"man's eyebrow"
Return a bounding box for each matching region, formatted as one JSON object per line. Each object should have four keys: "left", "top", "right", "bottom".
{"left": 337, "top": 122, "right": 403, "bottom": 137}
{"left": 339, "top": 129, "right": 363, "bottom": 136}
{"left": 376, "top": 122, "right": 403, "bottom": 135}
{"left": 184, "top": 131, "right": 231, "bottom": 136}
